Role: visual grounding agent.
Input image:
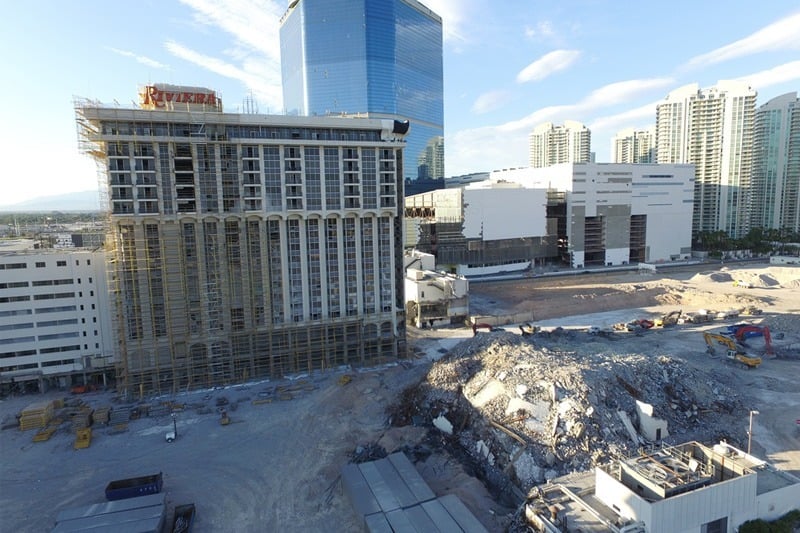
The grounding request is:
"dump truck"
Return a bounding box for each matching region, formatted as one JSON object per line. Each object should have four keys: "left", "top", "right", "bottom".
{"left": 105, "top": 472, "right": 164, "bottom": 501}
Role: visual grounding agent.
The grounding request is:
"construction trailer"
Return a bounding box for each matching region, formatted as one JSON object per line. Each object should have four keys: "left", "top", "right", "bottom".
{"left": 75, "top": 85, "right": 410, "bottom": 397}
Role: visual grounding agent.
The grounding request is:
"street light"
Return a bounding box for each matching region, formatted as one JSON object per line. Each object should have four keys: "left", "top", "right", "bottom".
{"left": 748, "top": 410, "right": 760, "bottom": 455}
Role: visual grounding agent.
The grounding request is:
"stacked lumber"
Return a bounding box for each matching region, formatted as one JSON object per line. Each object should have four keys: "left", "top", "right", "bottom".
{"left": 109, "top": 406, "right": 132, "bottom": 426}
{"left": 70, "top": 407, "right": 94, "bottom": 430}
{"left": 19, "top": 401, "right": 54, "bottom": 431}
{"left": 92, "top": 406, "right": 111, "bottom": 425}
{"left": 148, "top": 403, "right": 170, "bottom": 418}
{"left": 33, "top": 425, "right": 58, "bottom": 443}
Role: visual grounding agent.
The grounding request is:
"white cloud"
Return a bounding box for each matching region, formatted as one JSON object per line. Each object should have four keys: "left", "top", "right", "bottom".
{"left": 447, "top": 77, "right": 674, "bottom": 175}
{"left": 734, "top": 60, "right": 800, "bottom": 90}
{"left": 524, "top": 21, "right": 555, "bottom": 40}
{"left": 177, "top": 0, "right": 284, "bottom": 61}
{"left": 516, "top": 50, "right": 581, "bottom": 83}
{"left": 686, "top": 11, "right": 800, "bottom": 68}
{"left": 581, "top": 78, "right": 674, "bottom": 108}
{"left": 165, "top": 41, "right": 282, "bottom": 109}
{"left": 169, "top": 0, "right": 285, "bottom": 110}
{"left": 471, "top": 90, "right": 511, "bottom": 114}
{"left": 589, "top": 101, "right": 660, "bottom": 133}
{"left": 107, "top": 47, "right": 169, "bottom": 70}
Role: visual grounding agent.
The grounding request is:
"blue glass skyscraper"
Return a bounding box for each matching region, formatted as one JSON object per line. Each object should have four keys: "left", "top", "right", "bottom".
{"left": 280, "top": 0, "right": 444, "bottom": 186}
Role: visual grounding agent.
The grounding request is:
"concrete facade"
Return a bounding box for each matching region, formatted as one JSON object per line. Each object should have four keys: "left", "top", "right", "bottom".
{"left": 656, "top": 81, "right": 757, "bottom": 239}
{"left": 528, "top": 441, "right": 800, "bottom": 533}
{"left": 0, "top": 246, "right": 114, "bottom": 393}
{"left": 76, "top": 87, "right": 409, "bottom": 396}
{"left": 501, "top": 163, "right": 695, "bottom": 268}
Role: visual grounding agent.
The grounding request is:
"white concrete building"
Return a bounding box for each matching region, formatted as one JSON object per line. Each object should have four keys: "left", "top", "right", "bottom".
{"left": 613, "top": 128, "right": 655, "bottom": 164}
{"left": 405, "top": 179, "right": 551, "bottom": 276}
{"left": 529, "top": 441, "right": 800, "bottom": 533}
{"left": 751, "top": 92, "right": 800, "bottom": 232}
{"left": 403, "top": 251, "right": 468, "bottom": 327}
{"left": 656, "top": 81, "right": 757, "bottom": 238}
{"left": 529, "top": 121, "right": 591, "bottom": 168}
{"left": 0, "top": 243, "right": 113, "bottom": 393}
{"left": 405, "top": 163, "right": 693, "bottom": 272}
{"left": 501, "top": 163, "right": 695, "bottom": 268}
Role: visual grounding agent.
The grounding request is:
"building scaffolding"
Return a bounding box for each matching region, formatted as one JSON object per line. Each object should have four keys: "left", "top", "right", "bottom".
{"left": 75, "top": 93, "right": 407, "bottom": 397}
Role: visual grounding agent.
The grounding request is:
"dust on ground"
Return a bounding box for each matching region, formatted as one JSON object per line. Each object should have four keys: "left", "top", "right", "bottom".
{"left": 1, "top": 262, "right": 798, "bottom": 532}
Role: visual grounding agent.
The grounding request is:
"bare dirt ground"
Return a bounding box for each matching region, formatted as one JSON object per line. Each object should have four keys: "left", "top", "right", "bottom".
{"left": 466, "top": 261, "right": 800, "bottom": 477}
{"left": 0, "top": 261, "right": 798, "bottom": 532}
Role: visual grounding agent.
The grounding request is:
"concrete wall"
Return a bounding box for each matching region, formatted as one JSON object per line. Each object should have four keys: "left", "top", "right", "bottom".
{"left": 462, "top": 187, "right": 547, "bottom": 240}
{"left": 595, "top": 467, "right": 653, "bottom": 525}
{"left": 756, "top": 481, "right": 800, "bottom": 521}
{"left": 648, "top": 475, "right": 758, "bottom": 533}
{"left": 596, "top": 465, "right": 760, "bottom": 533}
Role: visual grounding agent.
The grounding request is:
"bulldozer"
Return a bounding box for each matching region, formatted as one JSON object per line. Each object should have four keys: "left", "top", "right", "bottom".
{"left": 703, "top": 332, "right": 762, "bottom": 369}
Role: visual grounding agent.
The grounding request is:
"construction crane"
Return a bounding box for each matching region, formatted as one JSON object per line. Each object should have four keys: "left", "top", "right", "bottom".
{"left": 703, "top": 332, "right": 762, "bottom": 369}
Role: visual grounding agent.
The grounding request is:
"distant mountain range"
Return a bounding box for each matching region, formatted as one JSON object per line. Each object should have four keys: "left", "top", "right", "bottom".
{"left": 0, "top": 190, "right": 102, "bottom": 212}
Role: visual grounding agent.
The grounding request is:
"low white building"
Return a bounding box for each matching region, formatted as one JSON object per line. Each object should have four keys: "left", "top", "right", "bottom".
{"left": 497, "top": 163, "right": 695, "bottom": 268}
{"left": 528, "top": 441, "right": 800, "bottom": 533}
{"left": 404, "top": 251, "right": 469, "bottom": 327}
{"left": 0, "top": 242, "right": 114, "bottom": 393}
{"left": 406, "top": 164, "right": 694, "bottom": 273}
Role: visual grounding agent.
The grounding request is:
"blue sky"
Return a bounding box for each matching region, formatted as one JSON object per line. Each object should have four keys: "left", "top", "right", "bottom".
{"left": 1, "top": 0, "right": 799, "bottom": 206}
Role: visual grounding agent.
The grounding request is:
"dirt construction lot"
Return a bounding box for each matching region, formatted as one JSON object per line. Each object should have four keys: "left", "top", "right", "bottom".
{"left": 0, "top": 261, "right": 798, "bottom": 532}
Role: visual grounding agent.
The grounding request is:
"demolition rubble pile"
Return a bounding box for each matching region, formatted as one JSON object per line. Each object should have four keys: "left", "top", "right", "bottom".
{"left": 391, "top": 330, "right": 748, "bottom": 495}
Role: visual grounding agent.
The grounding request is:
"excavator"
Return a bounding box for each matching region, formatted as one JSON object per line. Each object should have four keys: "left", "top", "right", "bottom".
{"left": 703, "top": 332, "right": 762, "bottom": 369}
{"left": 728, "top": 324, "right": 773, "bottom": 355}
{"left": 655, "top": 310, "right": 682, "bottom": 328}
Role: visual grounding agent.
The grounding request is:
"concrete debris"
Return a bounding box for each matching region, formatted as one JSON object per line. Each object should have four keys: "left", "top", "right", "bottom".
{"left": 391, "top": 329, "right": 748, "bottom": 496}
{"left": 433, "top": 414, "right": 453, "bottom": 435}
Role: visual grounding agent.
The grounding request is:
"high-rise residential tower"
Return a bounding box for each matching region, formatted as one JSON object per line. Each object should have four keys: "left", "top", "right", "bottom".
{"left": 613, "top": 127, "right": 655, "bottom": 163}
{"left": 529, "top": 121, "right": 591, "bottom": 168}
{"left": 280, "top": 0, "right": 444, "bottom": 188}
{"left": 76, "top": 84, "right": 409, "bottom": 396}
{"left": 656, "top": 81, "right": 757, "bottom": 238}
{"left": 751, "top": 92, "right": 800, "bottom": 232}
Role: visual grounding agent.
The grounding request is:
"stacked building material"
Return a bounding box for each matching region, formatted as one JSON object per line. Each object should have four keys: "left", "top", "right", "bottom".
{"left": 342, "top": 452, "right": 488, "bottom": 532}
{"left": 70, "top": 407, "right": 94, "bottom": 430}
{"left": 18, "top": 400, "right": 54, "bottom": 431}
{"left": 147, "top": 403, "right": 170, "bottom": 418}
{"left": 92, "top": 406, "right": 111, "bottom": 425}
{"left": 109, "top": 406, "right": 132, "bottom": 426}
{"left": 32, "top": 425, "right": 58, "bottom": 443}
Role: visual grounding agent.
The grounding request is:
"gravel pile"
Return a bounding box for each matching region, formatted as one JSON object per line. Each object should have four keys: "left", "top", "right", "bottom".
{"left": 390, "top": 330, "right": 749, "bottom": 496}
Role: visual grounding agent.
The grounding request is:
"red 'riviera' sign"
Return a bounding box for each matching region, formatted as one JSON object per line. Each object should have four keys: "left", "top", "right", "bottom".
{"left": 141, "top": 86, "right": 218, "bottom": 108}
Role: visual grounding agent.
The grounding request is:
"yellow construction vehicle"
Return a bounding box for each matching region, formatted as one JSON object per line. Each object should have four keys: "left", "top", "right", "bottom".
{"left": 703, "top": 332, "right": 762, "bottom": 369}
{"left": 655, "top": 310, "right": 682, "bottom": 327}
